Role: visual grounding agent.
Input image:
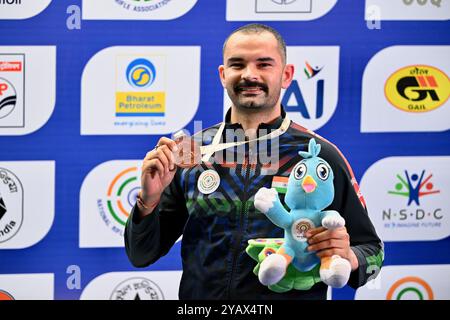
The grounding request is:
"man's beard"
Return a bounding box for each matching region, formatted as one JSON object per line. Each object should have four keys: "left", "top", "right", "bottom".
{"left": 228, "top": 80, "right": 277, "bottom": 111}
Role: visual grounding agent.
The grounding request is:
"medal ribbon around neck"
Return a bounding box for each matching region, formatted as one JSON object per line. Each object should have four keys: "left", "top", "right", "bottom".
{"left": 200, "top": 116, "right": 291, "bottom": 162}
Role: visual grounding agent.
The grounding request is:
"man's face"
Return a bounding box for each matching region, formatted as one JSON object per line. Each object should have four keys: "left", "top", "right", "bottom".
{"left": 219, "top": 31, "right": 294, "bottom": 112}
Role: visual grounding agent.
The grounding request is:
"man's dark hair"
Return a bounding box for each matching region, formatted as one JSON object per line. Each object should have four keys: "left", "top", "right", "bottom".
{"left": 223, "top": 23, "right": 287, "bottom": 64}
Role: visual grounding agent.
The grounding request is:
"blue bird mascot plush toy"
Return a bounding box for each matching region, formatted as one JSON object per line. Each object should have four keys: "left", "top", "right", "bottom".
{"left": 248, "top": 138, "right": 351, "bottom": 292}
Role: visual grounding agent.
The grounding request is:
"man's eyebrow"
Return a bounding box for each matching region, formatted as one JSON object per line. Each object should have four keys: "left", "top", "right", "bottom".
{"left": 226, "top": 57, "right": 275, "bottom": 65}
{"left": 256, "top": 57, "right": 275, "bottom": 62}
{"left": 226, "top": 57, "right": 244, "bottom": 65}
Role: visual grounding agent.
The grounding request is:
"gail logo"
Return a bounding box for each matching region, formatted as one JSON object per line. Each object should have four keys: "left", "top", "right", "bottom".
{"left": 361, "top": 46, "right": 450, "bottom": 133}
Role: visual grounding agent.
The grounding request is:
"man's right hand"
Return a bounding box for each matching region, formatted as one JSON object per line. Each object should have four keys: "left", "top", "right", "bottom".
{"left": 138, "top": 137, "right": 179, "bottom": 217}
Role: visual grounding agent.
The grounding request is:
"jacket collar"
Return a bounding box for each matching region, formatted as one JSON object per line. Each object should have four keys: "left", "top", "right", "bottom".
{"left": 223, "top": 106, "right": 287, "bottom": 131}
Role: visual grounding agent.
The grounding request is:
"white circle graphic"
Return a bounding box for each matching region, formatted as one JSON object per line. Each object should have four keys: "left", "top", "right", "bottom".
{"left": 197, "top": 170, "right": 220, "bottom": 195}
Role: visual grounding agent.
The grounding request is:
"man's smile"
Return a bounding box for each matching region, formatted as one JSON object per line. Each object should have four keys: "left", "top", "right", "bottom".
{"left": 238, "top": 87, "right": 264, "bottom": 95}
{"left": 234, "top": 81, "right": 268, "bottom": 96}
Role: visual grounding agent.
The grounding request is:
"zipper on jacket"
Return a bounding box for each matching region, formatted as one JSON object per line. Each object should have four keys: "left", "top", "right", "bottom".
{"left": 226, "top": 146, "right": 251, "bottom": 299}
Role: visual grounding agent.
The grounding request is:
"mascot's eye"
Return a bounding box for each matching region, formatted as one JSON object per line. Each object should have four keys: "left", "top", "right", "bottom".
{"left": 316, "top": 163, "right": 329, "bottom": 181}
{"left": 294, "top": 163, "right": 307, "bottom": 180}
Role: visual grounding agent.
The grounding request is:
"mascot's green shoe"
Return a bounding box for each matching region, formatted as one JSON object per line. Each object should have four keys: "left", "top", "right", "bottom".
{"left": 246, "top": 238, "right": 321, "bottom": 293}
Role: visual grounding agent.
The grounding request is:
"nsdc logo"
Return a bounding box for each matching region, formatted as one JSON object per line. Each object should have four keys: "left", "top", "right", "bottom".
{"left": 383, "top": 170, "right": 442, "bottom": 223}
{"left": 126, "top": 58, "right": 156, "bottom": 89}
{"left": 110, "top": 277, "right": 164, "bottom": 300}
{"left": 386, "top": 277, "right": 434, "bottom": 300}
{"left": 97, "top": 167, "right": 140, "bottom": 235}
{"left": 360, "top": 156, "right": 450, "bottom": 241}
{"left": 385, "top": 65, "right": 450, "bottom": 113}
{"left": 388, "top": 170, "right": 440, "bottom": 206}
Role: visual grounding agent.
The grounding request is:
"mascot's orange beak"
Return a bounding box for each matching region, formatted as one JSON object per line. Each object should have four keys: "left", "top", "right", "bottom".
{"left": 302, "top": 175, "right": 317, "bottom": 193}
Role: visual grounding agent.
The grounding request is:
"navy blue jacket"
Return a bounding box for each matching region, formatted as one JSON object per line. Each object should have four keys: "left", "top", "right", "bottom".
{"left": 125, "top": 110, "right": 383, "bottom": 300}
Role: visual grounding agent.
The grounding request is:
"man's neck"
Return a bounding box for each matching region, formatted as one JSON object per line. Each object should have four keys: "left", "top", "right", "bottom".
{"left": 230, "top": 104, "right": 282, "bottom": 134}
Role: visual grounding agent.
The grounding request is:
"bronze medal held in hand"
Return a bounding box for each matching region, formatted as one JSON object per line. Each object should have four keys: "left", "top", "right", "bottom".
{"left": 172, "top": 131, "right": 202, "bottom": 169}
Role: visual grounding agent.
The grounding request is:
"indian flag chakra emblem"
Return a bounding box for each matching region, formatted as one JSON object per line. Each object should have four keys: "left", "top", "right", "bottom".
{"left": 197, "top": 169, "right": 220, "bottom": 195}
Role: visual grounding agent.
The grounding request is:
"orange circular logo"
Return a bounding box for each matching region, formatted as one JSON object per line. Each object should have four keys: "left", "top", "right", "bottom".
{"left": 385, "top": 65, "right": 449, "bottom": 113}
{"left": 386, "top": 276, "right": 434, "bottom": 300}
{"left": 0, "top": 290, "right": 14, "bottom": 300}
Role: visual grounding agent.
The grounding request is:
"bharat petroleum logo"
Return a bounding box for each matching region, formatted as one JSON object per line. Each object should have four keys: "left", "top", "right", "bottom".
{"left": 388, "top": 170, "right": 440, "bottom": 206}
{"left": 386, "top": 276, "right": 434, "bottom": 300}
{"left": 126, "top": 58, "right": 156, "bottom": 89}
{"left": 385, "top": 65, "right": 449, "bottom": 113}
{"left": 105, "top": 167, "right": 140, "bottom": 227}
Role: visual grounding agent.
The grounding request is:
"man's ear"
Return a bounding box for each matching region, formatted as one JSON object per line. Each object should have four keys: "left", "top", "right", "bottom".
{"left": 218, "top": 65, "right": 226, "bottom": 88}
{"left": 282, "top": 64, "right": 295, "bottom": 89}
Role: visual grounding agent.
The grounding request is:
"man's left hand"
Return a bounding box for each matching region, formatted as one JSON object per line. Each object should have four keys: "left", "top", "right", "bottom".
{"left": 306, "top": 226, "right": 359, "bottom": 271}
